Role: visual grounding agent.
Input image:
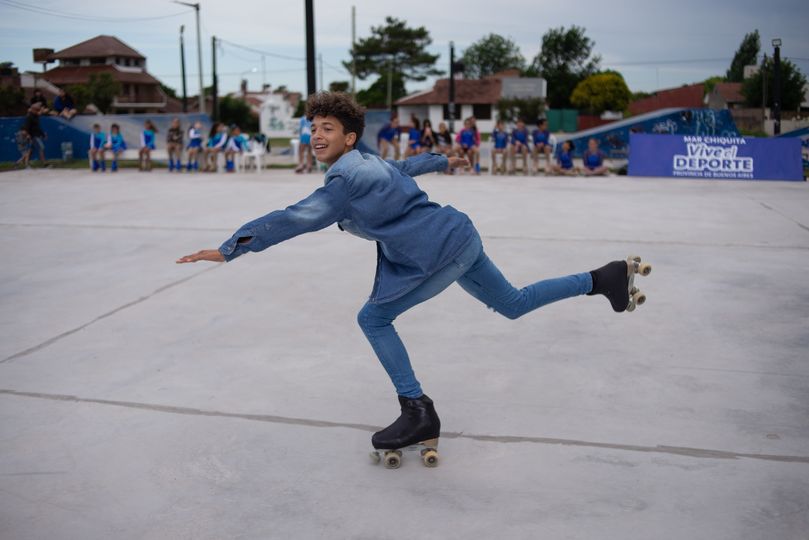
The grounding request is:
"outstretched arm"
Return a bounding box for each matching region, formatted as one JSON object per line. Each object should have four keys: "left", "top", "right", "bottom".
{"left": 386, "top": 152, "right": 468, "bottom": 176}
{"left": 177, "top": 176, "right": 350, "bottom": 264}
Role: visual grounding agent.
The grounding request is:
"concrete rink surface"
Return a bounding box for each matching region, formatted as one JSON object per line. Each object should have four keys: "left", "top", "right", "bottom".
{"left": 1, "top": 168, "right": 808, "bottom": 540}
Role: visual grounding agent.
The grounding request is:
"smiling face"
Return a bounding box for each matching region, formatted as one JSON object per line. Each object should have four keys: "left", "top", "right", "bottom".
{"left": 311, "top": 115, "right": 357, "bottom": 166}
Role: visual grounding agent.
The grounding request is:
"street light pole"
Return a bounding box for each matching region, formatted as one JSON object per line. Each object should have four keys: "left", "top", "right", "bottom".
{"left": 772, "top": 38, "right": 782, "bottom": 136}
{"left": 179, "top": 25, "right": 188, "bottom": 113}
{"left": 305, "top": 0, "right": 316, "bottom": 96}
{"left": 173, "top": 1, "right": 204, "bottom": 114}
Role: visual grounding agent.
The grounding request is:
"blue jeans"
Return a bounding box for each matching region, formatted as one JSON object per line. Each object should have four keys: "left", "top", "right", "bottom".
{"left": 357, "top": 234, "right": 593, "bottom": 398}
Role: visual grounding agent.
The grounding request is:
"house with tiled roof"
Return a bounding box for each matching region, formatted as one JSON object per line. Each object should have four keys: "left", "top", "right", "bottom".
{"left": 628, "top": 83, "right": 705, "bottom": 116}
{"left": 705, "top": 82, "right": 745, "bottom": 110}
{"left": 394, "top": 71, "right": 545, "bottom": 133}
{"left": 37, "top": 35, "right": 168, "bottom": 113}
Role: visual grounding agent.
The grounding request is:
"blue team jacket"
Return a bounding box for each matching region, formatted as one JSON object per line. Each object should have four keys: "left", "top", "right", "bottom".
{"left": 218, "top": 151, "right": 476, "bottom": 304}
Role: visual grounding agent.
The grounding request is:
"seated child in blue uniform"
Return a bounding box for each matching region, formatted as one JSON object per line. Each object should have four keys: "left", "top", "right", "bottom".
{"left": 203, "top": 122, "right": 228, "bottom": 172}
{"left": 405, "top": 117, "right": 422, "bottom": 157}
{"left": 224, "top": 125, "right": 249, "bottom": 173}
{"left": 509, "top": 119, "right": 530, "bottom": 174}
{"left": 139, "top": 120, "right": 157, "bottom": 172}
{"left": 377, "top": 116, "right": 400, "bottom": 160}
{"left": 105, "top": 123, "right": 127, "bottom": 172}
{"left": 177, "top": 91, "right": 641, "bottom": 458}
{"left": 89, "top": 123, "right": 107, "bottom": 172}
{"left": 491, "top": 119, "right": 509, "bottom": 174}
{"left": 531, "top": 118, "right": 552, "bottom": 174}
{"left": 550, "top": 140, "right": 577, "bottom": 176}
{"left": 582, "top": 138, "right": 608, "bottom": 176}
{"left": 454, "top": 118, "right": 479, "bottom": 174}
{"left": 186, "top": 121, "right": 203, "bottom": 172}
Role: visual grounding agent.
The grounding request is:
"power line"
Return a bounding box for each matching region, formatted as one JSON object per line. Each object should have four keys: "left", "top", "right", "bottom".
{"left": 0, "top": 0, "right": 190, "bottom": 22}
{"left": 217, "top": 38, "right": 305, "bottom": 62}
{"left": 603, "top": 57, "right": 733, "bottom": 67}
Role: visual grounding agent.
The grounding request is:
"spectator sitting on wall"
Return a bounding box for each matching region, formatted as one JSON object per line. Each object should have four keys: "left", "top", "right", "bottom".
{"left": 23, "top": 102, "right": 47, "bottom": 166}
{"left": 224, "top": 125, "right": 248, "bottom": 173}
{"left": 550, "top": 140, "right": 577, "bottom": 176}
{"left": 490, "top": 119, "right": 509, "bottom": 175}
{"left": 509, "top": 119, "right": 530, "bottom": 175}
{"left": 139, "top": 119, "right": 158, "bottom": 172}
{"left": 203, "top": 122, "right": 228, "bottom": 172}
{"left": 89, "top": 123, "right": 107, "bottom": 172}
{"left": 106, "top": 123, "right": 127, "bottom": 173}
{"left": 435, "top": 122, "right": 453, "bottom": 156}
{"left": 15, "top": 127, "right": 32, "bottom": 169}
{"left": 405, "top": 116, "right": 422, "bottom": 158}
{"left": 167, "top": 117, "right": 184, "bottom": 172}
{"left": 420, "top": 119, "right": 436, "bottom": 152}
{"left": 454, "top": 118, "right": 479, "bottom": 175}
{"left": 377, "top": 115, "right": 400, "bottom": 160}
{"left": 30, "top": 89, "right": 50, "bottom": 115}
{"left": 581, "top": 138, "right": 608, "bottom": 176}
{"left": 52, "top": 89, "right": 77, "bottom": 119}
{"left": 531, "top": 118, "right": 552, "bottom": 174}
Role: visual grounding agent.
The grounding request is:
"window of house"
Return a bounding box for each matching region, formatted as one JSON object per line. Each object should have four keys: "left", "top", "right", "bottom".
{"left": 472, "top": 104, "right": 492, "bottom": 120}
{"left": 442, "top": 104, "right": 462, "bottom": 120}
{"left": 90, "top": 58, "right": 105, "bottom": 65}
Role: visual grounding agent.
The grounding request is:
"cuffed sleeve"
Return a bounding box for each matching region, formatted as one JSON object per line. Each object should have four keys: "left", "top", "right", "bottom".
{"left": 385, "top": 152, "right": 449, "bottom": 177}
{"left": 218, "top": 176, "right": 350, "bottom": 261}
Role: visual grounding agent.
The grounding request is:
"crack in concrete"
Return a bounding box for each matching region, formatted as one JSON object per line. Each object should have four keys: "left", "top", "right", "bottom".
{"left": 758, "top": 202, "right": 809, "bottom": 234}
{"left": 0, "top": 265, "right": 221, "bottom": 364}
{"left": 2, "top": 388, "right": 808, "bottom": 464}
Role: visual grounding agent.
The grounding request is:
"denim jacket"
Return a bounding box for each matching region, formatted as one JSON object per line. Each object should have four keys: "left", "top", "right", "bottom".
{"left": 218, "top": 150, "right": 476, "bottom": 303}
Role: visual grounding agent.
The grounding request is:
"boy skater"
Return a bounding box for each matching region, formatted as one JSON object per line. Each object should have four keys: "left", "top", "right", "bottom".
{"left": 177, "top": 92, "right": 645, "bottom": 464}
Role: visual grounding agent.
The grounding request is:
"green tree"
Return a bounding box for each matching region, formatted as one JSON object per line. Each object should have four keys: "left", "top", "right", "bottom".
{"left": 527, "top": 26, "right": 601, "bottom": 109}
{"left": 0, "top": 85, "right": 26, "bottom": 116}
{"left": 219, "top": 95, "right": 259, "bottom": 132}
{"left": 87, "top": 73, "right": 121, "bottom": 113}
{"left": 461, "top": 34, "right": 526, "bottom": 79}
{"left": 496, "top": 97, "right": 545, "bottom": 123}
{"left": 742, "top": 56, "right": 807, "bottom": 110}
{"left": 702, "top": 75, "right": 726, "bottom": 95}
{"left": 356, "top": 72, "right": 406, "bottom": 109}
{"left": 727, "top": 30, "right": 760, "bottom": 83}
{"left": 345, "top": 16, "right": 442, "bottom": 97}
{"left": 160, "top": 82, "right": 178, "bottom": 99}
{"left": 329, "top": 81, "right": 350, "bottom": 92}
{"left": 66, "top": 84, "right": 92, "bottom": 113}
{"left": 570, "top": 71, "right": 631, "bottom": 114}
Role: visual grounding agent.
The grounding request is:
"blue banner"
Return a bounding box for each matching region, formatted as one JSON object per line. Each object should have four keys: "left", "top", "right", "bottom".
{"left": 628, "top": 133, "right": 804, "bottom": 181}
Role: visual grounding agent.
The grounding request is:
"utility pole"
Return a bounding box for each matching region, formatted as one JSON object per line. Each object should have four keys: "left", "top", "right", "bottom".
{"left": 179, "top": 25, "right": 188, "bottom": 113}
{"left": 305, "top": 0, "right": 316, "bottom": 96}
{"left": 173, "top": 1, "right": 203, "bottom": 114}
{"left": 448, "top": 42, "right": 456, "bottom": 133}
{"left": 351, "top": 5, "right": 356, "bottom": 95}
{"left": 212, "top": 35, "right": 218, "bottom": 121}
{"left": 772, "top": 38, "right": 782, "bottom": 136}
{"left": 261, "top": 55, "right": 266, "bottom": 90}
{"left": 386, "top": 58, "right": 393, "bottom": 110}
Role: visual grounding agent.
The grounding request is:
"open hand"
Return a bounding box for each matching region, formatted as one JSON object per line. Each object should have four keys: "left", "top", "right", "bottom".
{"left": 447, "top": 156, "right": 470, "bottom": 169}
{"left": 176, "top": 249, "right": 225, "bottom": 264}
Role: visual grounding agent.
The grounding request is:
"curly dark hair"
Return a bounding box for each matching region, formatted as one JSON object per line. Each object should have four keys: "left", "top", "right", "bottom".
{"left": 305, "top": 92, "right": 365, "bottom": 147}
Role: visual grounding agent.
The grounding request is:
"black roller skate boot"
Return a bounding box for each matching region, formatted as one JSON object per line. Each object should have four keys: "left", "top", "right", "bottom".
{"left": 588, "top": 256, "right": 652, "bottom": 313}
{"left": 370, "top": 394, "right": 441, "bottom": 469}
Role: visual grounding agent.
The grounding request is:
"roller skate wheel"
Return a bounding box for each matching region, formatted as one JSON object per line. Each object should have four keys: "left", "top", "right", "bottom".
{"left": 384, "top": 451, "right": 402, "bottom": 469}
{"left": 370, "top": 451, "right": 381, "bottom": 464}
{"left": 628, "top": 255, "right": 641, "bottom": 263}
{"left": 632, "top": 291, "right": 646, "bottom": 306}
{"left": 630, "top": 286, "right": 639, "bottom": 295}
{"left": 639, "top": 263, "right": 652, "bottom": 276}
{"left": 626, "top": 300, "right": 637, "bottom": 312}
{"left": 421, "top": 449, "right": 439, "bottom": 468}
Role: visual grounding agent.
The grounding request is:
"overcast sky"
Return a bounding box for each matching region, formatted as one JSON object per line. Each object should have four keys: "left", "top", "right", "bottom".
{"left": 2, "top": 0, "right": 808, "bottom": 99}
